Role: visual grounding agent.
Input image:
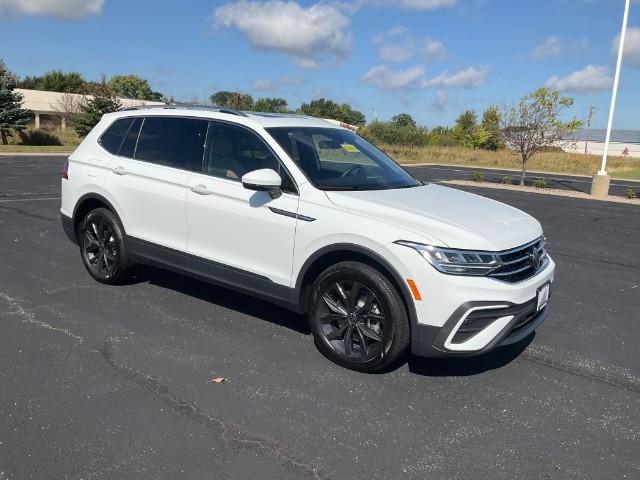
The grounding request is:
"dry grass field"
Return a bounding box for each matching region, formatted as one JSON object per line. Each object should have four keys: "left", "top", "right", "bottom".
{"left": 381, "top": 144, "right": 640, "bottom": 180}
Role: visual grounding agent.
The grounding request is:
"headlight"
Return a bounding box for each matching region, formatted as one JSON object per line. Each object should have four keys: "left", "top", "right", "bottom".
{"left": 395, "top": 241, "right": 500, "bottom": 276}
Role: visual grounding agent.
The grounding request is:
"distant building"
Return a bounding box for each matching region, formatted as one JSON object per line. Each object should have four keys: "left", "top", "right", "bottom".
{"left": 16, "top": 89, "right": 164, "bottom": 130}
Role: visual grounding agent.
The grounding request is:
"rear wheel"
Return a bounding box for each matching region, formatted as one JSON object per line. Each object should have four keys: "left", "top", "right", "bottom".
{"left": 308, "top": 261, "right": 410, "bottom": 372}
{"left": 79, "top": 208, "right": 131, "bottom": 284}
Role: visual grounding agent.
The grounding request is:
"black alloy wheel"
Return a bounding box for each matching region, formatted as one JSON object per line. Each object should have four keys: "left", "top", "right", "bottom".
{"left": 309, "top": 261, "right": 410, "bottom": 372}
{"left": 79, "top": 208, "right": 130, "bottom": 284}
{"left": 318, "top": 280, "right": 386, "bottom": 361}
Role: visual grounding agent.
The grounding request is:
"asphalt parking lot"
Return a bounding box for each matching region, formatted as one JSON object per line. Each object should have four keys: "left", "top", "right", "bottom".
{"left": 1, "top": 155, "right": 639, "bottom": 479}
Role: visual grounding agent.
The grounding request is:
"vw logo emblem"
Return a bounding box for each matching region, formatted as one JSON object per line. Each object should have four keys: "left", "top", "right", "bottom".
{"left": 529, "top": 247, "right": 541, "bottom": 270}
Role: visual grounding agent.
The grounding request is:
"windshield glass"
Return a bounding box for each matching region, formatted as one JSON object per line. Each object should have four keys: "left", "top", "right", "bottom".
{"left": 266, "top": 127, "right": 421, "bottom": 191}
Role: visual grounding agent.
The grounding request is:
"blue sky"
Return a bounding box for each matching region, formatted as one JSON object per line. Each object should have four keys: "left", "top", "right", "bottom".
{"left": 1, "top": 0, "right": 639, "bottom": 129}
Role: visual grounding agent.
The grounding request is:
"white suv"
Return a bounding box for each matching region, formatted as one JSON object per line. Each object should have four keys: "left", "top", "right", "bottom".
{"left": 60, "top": 106, "right": 555, "bottom": 372}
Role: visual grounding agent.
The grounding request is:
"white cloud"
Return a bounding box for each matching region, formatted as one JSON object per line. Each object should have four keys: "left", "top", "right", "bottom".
{"left": 612, "top": 27, "right": 640, "bottom": 68}
{"left": 0, "top": 0, "right": 103, "bottom": 19}
{"left": 545, "top": 65, "right": 613, "bottom": 93}
{"left": 422, "top": 38, "right": 446, "bottom": 59}
{"left": 421, "top": 66, "right": 489, "bottom": 88}
{"left": 378, "top": 44, "right": 415, "bottom": 63}
{"left": 361, "top": 65, "right": 425, "bottom": 90}
{"left": 531, "top": 35, "right": 589, "bottom": 60}
{"left": 253, "top": 79, "right": 273, "bottom": 92}
{"left": 213, "top": 1, "right": 351, "bottom": 68}
{"left": 359, "top": 0, "right": 457, "bottom": 10}
{"left": 532, "top": 36, "right": 562, "bottom": 59}
{"left": 432, "top": 90, "right": 447, "bottom": 110}
{"left": 374, "top": 26, "right": 446, "bottom": 63}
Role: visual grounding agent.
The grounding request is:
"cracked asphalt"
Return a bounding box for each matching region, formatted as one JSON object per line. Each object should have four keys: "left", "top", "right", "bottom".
{"left": 1, "top": 155, "right": 639, "bottom": 479}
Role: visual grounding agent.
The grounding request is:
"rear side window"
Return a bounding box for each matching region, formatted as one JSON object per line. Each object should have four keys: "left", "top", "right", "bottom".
{"left": 135, "top": 117, "right": 207, "bottom": 172}
{"left": 99, "top": 118, "right": 133, "bottom": 154}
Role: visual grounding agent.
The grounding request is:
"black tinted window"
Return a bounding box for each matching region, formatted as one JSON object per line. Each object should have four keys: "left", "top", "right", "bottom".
{"left": 135, "top": 117, "right": 207, "bottom": 171}
{"left": 119, "top": 118, "right": 143, "bottom": 158}
{"left": 204, "top": 122, "right": 296, "bottom": 193}
{"left": 100, "top": 118, "right": 133, "bottom": 154}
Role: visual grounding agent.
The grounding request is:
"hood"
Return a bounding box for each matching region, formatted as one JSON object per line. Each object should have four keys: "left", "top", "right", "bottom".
{"left": 325, "top": 184, "right": 542, "bottom": 251}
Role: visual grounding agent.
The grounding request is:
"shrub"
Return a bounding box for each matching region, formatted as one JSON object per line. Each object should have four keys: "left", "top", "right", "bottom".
{"left": 502, "top": 175, "right": 513, "bottom": 185}
{"left": 18, "top": 129, "right": 62, "bottom": 146}
{"left": 472, "top": 172, "right": 484, "bottom": 182}
{"left": 625, "top": 188, "right": 637, "bottom": 199}
{"left": 533, "top": 178, "right": 547, "bottom": 189}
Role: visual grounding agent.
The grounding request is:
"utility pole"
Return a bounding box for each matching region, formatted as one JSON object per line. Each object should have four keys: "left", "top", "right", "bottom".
{"left": 584, "top": 105, "right": 594, "bottom": 155}
{"left": 591, "top": 0, "right": 630, "bottom": 198}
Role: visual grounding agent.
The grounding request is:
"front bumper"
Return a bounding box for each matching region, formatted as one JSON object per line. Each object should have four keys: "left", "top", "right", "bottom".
{"left": 413, "top": 296, "right": 550, "bottom": 357}
{"left": 389, "top": 241, "right": 555, "bottom": 358}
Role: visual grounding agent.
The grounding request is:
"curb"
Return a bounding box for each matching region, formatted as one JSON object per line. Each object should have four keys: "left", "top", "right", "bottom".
{"left": 441, "top": 180, "right": 640, "bottom": 205}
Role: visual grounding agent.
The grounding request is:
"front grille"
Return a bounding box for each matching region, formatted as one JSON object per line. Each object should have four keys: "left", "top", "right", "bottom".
{"left": 488, "top": 237, "right": 548, "bottom": 284}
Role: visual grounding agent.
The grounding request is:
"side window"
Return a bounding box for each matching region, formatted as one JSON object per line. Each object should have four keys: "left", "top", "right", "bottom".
{"left": 99, "top": 118, "right": 133, "bottom": 154}
{"left": 135, "top": 117, "right": 207, "bottom": 172}
{"left": 119, "top": 117, "right": 143, "bottom": 158}
{"left": 204, "top": 122, "right": 297, "bottom": 193}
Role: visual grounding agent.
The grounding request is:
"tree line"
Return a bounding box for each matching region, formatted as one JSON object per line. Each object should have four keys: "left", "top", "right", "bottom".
{"left": 18, "top": 70, "right": 166, "bottom": 102}
{"left": 1, "top": 58, "right": 581, "bottom": 184}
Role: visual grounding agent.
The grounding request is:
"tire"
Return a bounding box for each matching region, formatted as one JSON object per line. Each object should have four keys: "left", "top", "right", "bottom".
{"left": 308, "top": 261, "right": 410, "bottom": 372}
{"left": 78, "top": 207, "right": 131, "bottom": 284}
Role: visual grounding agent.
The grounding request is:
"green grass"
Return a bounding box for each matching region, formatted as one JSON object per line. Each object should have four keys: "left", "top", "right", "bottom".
{"left": 0, "top": 144, "right": 75, "bottom": 153}
{"left": 0, "top": 127, "right": 79, "bottom": 154}
{"left": 380, "top": 144, "right": 640, "bottom": 181}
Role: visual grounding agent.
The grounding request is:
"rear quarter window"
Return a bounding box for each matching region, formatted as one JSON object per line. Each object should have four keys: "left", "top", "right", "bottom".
{"left": 99, "top": 118, "right": 133, "bottom": 154}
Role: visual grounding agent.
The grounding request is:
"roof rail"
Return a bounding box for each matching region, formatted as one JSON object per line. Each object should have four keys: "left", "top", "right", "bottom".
{"left": 121, "top": 103, "right": 249, "bottom": 117}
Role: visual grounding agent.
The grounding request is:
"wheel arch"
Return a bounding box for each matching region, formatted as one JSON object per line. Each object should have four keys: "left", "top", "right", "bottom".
{"left": 72, "top": 193, "right": 125, "bottom": 240}
{"left": 294, "top": 243, "right": 418, "bottom": 349}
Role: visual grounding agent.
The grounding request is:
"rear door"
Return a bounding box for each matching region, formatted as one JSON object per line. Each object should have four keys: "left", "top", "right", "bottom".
{"left": 185, "top": 121, "right": 299, "bottom": 293}
{"left": 105, "top": 116, "right": 207, "bottom": 256}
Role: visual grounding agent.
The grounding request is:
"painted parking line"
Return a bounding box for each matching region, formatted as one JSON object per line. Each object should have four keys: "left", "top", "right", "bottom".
{"left": 0, "top": 196, "right": 61, "bottom": 203}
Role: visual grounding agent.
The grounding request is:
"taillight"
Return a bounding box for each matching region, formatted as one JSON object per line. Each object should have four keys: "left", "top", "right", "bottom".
{"left": 61, "top": 159, "right": 69, "bottom": 179}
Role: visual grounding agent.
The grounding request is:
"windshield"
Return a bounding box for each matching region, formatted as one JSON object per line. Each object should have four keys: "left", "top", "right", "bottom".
{"left": 266, "top": 127, "right": 421, "bottom": 191}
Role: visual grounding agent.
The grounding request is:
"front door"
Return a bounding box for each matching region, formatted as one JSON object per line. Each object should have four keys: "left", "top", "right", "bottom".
{"left": 185, "top": 121, "right": 299, "bottom": 298}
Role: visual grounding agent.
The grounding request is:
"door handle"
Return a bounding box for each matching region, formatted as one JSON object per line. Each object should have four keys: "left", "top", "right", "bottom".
{"left": 112, "top": 166, "right": 127, "bottom": 175}
{"left": 191, "top": 184, "right": 213, "bottom": 195}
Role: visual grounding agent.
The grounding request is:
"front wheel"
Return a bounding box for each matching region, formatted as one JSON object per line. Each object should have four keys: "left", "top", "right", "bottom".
{"left": 308, "top": 261, "right": 410, "bottom": 372}
{"left": 79, "top": 207, "right": 131, "bottom": 284}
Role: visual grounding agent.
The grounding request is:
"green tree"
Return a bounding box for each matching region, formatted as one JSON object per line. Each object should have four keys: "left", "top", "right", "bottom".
{"left": 478, "top": 105, "right": 502, "bottom": 150}
{"left": 0, "top": 59, "right": 31, "bottom": 145}
{"left": 299, "top": 98, "right": 365, "bottom": 126}
{"left": 18, "top": 75, "right": 41, "bottom": 89}
{"left": 71, "top": 86, "right": 121, "bottom": 137}
{"left": 38, "top": 70, "right": 86, "bottom": 93}
{"left": 502, "top": 87, "right": 582, "bottom": 185}
{"left": 252, "top": 97, "right": 289, "bottom": 113}
{"left": 210, "top": 91, "right": 254, "bottom": 110}
{"left": 391, "top": 113, "right": 416, "bottom": 128}
{"left": 107, "top": 75, "right": 156, "bottom": 100}
{"left": 453, "top": 110, "right": 478, "bottom": 148}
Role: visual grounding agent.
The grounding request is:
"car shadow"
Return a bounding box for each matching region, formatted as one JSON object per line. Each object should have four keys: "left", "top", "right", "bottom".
{"left": 124, "top": 265, "right": 533, "bottom": 375}
{"left": 406, "top": 333, "right": 534, "bottom": 377}
{"left": 128, "top": 265, "right": 310, "bottom": 335}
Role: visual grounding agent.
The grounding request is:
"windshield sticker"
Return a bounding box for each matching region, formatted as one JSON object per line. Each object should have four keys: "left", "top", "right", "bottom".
{"left": 341, "top": 143, "right": 360, "bottom": 153}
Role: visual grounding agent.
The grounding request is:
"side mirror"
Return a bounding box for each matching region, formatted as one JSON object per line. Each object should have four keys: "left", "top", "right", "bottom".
{"left": 241, "top": 168, "right": 282, "bottom": 197}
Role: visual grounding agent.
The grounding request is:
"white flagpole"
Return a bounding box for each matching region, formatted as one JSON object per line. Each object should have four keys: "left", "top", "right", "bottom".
{"left": 599, "top": 0, "right": 630, "bottom": 175}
